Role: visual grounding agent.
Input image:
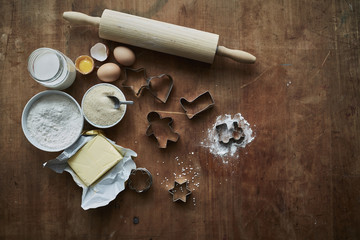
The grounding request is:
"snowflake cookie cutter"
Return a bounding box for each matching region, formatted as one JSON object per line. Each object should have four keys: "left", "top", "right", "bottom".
{"left": 121, "top": 68, "right": 173, "bottom": 103}
{"left": 180, "top": 91, "right": 215, "bottom": 119}
{"left": 145, "top": 111, "right": 180, "bottom": 148}
{"left": 168, "top": 180, "right": 192, "bottom": 202}
{"left": 127, "top": 168, "right": 153, "bottom": 193}
{"left": 216, "top": 121, "right": 245, "bottom": 144}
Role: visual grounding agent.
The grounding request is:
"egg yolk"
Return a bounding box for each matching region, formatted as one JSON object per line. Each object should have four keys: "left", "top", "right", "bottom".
{"left": 79, "top": 59, "right": 93, "bottom": 73}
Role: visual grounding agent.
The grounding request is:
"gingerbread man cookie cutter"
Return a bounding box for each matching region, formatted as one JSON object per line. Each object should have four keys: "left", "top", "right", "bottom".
{"left": 145, "top": 111, "right": 180, "bottom": 148}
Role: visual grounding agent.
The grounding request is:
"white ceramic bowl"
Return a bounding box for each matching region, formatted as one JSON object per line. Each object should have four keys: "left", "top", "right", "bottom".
{"left": 22, "top": 90, "right": 84, "bottom": 152}
{"left": 81, "top": 83, "right": 127, "bottom": 128}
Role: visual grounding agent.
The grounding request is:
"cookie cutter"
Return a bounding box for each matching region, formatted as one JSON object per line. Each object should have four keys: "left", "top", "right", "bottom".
{"left": 146, "top": 111, "right": 180, "bottom": 148}
{"left": 180, "top": 91, "right": 215, "bottom": 119}
{"left": 127, "top": 168, "right": 153, "bottom": 193}
{"left": 216, "top": 121, "right": 245, "bottom": 144}
{"left": 168, "top": 180, "right": 192, "bottom": 202}
{"left": 122, "top": 68, "right": 173, "bottom": 103}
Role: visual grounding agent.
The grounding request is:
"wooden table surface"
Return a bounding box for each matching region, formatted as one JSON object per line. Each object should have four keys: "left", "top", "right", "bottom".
{"left": 1, "top": 0, "right": 359, "bottom": 239}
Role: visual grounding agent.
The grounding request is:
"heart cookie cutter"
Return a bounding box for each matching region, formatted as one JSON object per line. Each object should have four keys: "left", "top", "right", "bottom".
{"left": 122, "top": 68, "right": 173, "bottom": 103}
{"left": 146, "top": 111, "right": 180, "bottom": 148}
{"left": 180, "top": 91, "right": 215, "bottom": 119}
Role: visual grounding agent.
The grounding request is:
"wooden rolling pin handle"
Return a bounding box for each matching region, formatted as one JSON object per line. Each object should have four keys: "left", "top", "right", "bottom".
{"left": 216, "top": 46, "right": 256, "bottom": 64}
{"left": 63, "top": 11, "right": 100, "bottom": 26}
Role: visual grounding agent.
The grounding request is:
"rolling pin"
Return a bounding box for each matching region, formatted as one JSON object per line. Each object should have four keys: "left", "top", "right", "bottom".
{"left": 63, "top": 10, "right": 256, "bottom": 64}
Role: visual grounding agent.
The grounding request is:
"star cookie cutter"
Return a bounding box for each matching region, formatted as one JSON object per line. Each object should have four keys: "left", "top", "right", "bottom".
{"left": 146, "top": 111, "right": 180, "bottom": 148}
{"left": 168, "top": 180, "right": 192, "bottom": 202}
{"left": 216, "top": 121, "right": 245, "bottom": 144}
{"left": 127, "top": 168, "right": 153, "bottom": 193}
{"left": 180, "top": 91, "right": 215, "bottom": 119}
{"left": 122, "top": 68, "right": 173, "bottom": 103}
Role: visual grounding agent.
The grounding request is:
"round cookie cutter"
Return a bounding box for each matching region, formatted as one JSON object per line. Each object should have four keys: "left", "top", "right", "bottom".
{"left": 127, "top": 168, "right": 153, "bottom": 193}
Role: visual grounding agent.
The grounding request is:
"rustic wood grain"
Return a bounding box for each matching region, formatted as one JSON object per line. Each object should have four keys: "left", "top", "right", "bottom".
{"left": 0, "top": 0, "right": 359, "bottom": 239}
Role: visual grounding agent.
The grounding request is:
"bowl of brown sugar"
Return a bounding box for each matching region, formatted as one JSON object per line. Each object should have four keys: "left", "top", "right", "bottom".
{"left": 81, "top": 83, "right": 127, "bottom": 128}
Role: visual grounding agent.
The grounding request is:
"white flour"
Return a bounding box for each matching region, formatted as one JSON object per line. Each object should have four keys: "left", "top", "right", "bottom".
{"left": 26, "top": 94, "right": 83, "bottom": 150}
{"left": 200, "top": 113, "right": 255, "bottom": 163}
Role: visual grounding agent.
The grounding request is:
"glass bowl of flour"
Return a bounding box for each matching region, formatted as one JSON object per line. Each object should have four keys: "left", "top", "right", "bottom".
{"left": 81, "top": 83, "right": 127, "bottom": 128}
{"left": 22, "top": 90, "right": 84, "bottom": 152}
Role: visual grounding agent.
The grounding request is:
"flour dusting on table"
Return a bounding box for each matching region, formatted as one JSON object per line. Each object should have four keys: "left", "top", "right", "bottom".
{"left": 200, "top": 113, "right": 255, "bottom": 163}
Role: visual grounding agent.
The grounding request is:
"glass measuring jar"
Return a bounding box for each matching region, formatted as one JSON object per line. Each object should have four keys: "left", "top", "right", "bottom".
{"left": 28, "top": 48, "right": 76, "bottom": 90}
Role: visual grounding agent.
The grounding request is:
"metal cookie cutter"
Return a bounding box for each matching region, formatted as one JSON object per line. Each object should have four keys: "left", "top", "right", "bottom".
{"left": 127, "top": 168, "right": 153, "bottom": 193}
{"left": 180, "top": 91, "right": 215, "bottom": 119}
{"left": 121, "top": 68, "right": 147, "bottom": 96}
{"left": 122, "top": 68, "right": 173, "bottom": 103}
{"left": 168, "top": 180, "right": 192, "bottom": 203}
{"left": 216, "top": 121, "right": 245, "bottom": 144}
{"left": 146, "top": 111, "right": 180, "bottom": 148}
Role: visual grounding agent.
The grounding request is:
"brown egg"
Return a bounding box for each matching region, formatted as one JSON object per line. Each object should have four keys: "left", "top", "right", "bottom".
{"left": 97, "top": 63, "right": 121, "bottom": 82}
{"left": 113, "top": 46, "right": 136, "bottom": 66}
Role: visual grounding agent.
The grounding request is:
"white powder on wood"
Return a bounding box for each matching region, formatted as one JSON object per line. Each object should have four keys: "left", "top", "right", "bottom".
{"left": 82, "top": 85, "right": 125, "bottom": 126}
{"left": 201, "top": 113, "right": 255, "bottom": 163}
{"left": 26, "top": 94, "right": 83, "bottom": 150}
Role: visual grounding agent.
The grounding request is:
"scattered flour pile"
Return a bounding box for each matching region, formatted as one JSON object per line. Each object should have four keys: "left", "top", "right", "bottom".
{"left": 201, "top": 113, "right": 255, "bottom": 162}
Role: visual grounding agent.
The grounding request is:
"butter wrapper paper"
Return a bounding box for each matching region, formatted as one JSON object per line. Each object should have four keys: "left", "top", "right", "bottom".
{"left": 43, "top": 134, "right": 136, "bottom": 210}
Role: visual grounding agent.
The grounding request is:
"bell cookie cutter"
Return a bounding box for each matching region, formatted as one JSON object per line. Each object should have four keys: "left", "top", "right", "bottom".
{"left": 146, "top": 111, "right": 180, "bottom": 148}
{"left": 168, "top": 180, "right": 192, "bottom": 203}
{"left": 122, "top": 68, "right": 173, "bottom": 103}
{"left": 180, "top": 91, "right": 215, "bottom": 119}
{"left": 127, "top": 168, "right": 153, "bottom": 193}
{"left": 216, "top": 121, "right": 245, "bottom": 144}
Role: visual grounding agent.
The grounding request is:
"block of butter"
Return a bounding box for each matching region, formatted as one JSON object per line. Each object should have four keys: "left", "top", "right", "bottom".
{"left": 68, "top": 135, "right": 123, "bottom": 186}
